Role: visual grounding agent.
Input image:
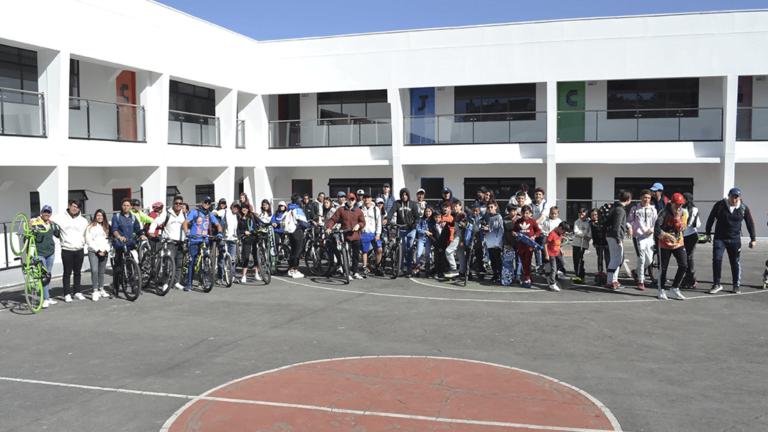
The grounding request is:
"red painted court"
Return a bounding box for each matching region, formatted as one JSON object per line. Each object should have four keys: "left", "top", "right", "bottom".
{"left": 166, "top": 357, "right": 620, "bottom": 431}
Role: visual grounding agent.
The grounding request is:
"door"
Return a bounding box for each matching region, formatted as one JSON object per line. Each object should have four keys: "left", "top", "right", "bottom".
{"left": 557, "top": 81, "right": 585, "bottom": 142}
{"left": 116, "top": 71, "right": 137, "bottom": 141}
{"left": 565, "top": 178, "right": 592, "bottom": 225}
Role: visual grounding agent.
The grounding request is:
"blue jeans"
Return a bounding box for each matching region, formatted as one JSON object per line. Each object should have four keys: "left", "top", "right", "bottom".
{"left": 534, "top": 234, "right": 545, "bottom": 267}
{"left": 217, "top": 240, "right": 237, "bottom": 279}
{"left": 415, "top": 237, "right": 431, "bottom": 265}
{"left": 41, "top": 254, "right": 55, "bottom": 300}
{"left": 187, "top": 241, "right": 206, "bottom": 287}
{"left": 712, "top": 239, "right": 741, "bottom": 286}
{"left": 399, "top": 229, "right": 417, "bottom": 270}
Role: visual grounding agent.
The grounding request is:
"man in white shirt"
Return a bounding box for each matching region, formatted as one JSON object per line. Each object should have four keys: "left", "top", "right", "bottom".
{"left": 530, "top": 188, "right": 551, "bottom": 272}
{"left": 149, "top": 195, "right": 188, "bottom": 289}
{"left": 51, "top": 200, "right": 89, "bottom": 302}
{"left": 360, "top": 193, "right": 382, "bottom": 277}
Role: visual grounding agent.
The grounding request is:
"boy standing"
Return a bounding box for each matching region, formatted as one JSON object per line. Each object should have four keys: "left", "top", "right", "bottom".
{"left": 502, "top": 204, "right": 522, "bottom": 286}
{"left": 513, "top": 205, "right": 541, "bottom": 288}
{"left": 539, "top": 206, "right": 565, "bottom": 279}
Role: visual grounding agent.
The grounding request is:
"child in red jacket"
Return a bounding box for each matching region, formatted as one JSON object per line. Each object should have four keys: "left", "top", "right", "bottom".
{"left": 512, "top": 205, "right": 542, "bottom": 288}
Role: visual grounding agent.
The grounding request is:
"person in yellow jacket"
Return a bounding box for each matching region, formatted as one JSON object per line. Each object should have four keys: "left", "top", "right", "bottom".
{"left": 654, "top": 193, "right": 689, "bottom": 301}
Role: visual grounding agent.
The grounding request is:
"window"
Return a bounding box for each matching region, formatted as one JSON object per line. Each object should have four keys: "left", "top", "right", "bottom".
{"left": 292, "top": 179, "right": 312, "bottom": 197}
{"left": 318, "top": 90, "right": 389, "bottom": 124}
{"left": 166, "top": 186, "right": 180, "bottom": 208}
{"left": 565, "top": 178, "right": 593, "bottom": 224}
{"left": 68, "top": 190, "right": 88, "bottom": 214}
{"left": 69, "top": 59, "right": 80, "bottom": 109}
{"left": 463, "top": 177, "right": 536, "bottom": 210}
{"left": 455, "top": 84, "right": 536, "bottom": 121}
{"left": 0, "top": 43, "right": 38, "bottom": 104}
{"left": 420, "top": 178, "right": 444, "bottom": 209}
{"left": 328, "top": 178, "right": 392, "bottom": 200}
{"left": 112, "top": 188, "right": 131, "bottom": 211}
{"left": 614, "top": 178, "right": 694, "bottom": 203}
{"left": 607, "top": 78, "right": 699, "bottom": 119}
{"left": 195, "top": 184, "right": 215, "bottom": 204}
{"left": 169, "top": 80, "right": 215, "bottom": 117}
{"left": 30, "top": 191, "right": 40, "bottom": 218}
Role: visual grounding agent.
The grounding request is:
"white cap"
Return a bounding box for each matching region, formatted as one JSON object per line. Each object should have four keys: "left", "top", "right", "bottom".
{"left": 278, "top": 201, "right": 286, "bottom": 207}
{"left": 376, "top": 197, "right": 384, "bottom": 204}
{"left": 417, "top": 188, "right": 425, "bottom": 194}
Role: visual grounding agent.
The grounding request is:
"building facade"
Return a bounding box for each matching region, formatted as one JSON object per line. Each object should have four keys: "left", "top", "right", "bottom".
{"left": 2, "top": 1, "right": 768, "bottom": 273}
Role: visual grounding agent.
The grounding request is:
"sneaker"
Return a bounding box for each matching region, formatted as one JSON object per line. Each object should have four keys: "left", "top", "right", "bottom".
{"left": 92, "top": 291, "right": 100, "bottom": 302}
{"left": 48, "top": 298, "right": 58, "bottom": 305}
{"left": 74, "top": 293, "right": 86, "bottom": 300}
{"left": 556, "top": 271, "right": 565, "bottom": 280}
{"left": 42, "top": 299, "right": 50, "bottom": 309}
{"left": 174, "top": 283, "right": 185, "bottom": 290}
{"left": 637, "top": 284, "right": 645, "bottom": 291}
{"left": 363, "top": 268, "right": 369, "bottom": 279}
{"left": 548, "top": 284, "right": 561, "bottom": 292}
{"left": 522, "top": 280, "right": 531, "bottom": 288}
{"left": 670, "top": 288, "right": 686, "bottom": 300}
{"left": 398, "top": 270, "right": 404, "bottom": 277}
{"left": 216, "top": 279, "right": 223, "bottom": 286}
{"left": 160, "top": 283, "right": 169, "bottom": 293}
{"left": 353, "top": 273, "right": 363, "bottom": 280}
{"left": 287, "top": 270, "right": 295, "bottom": 277}
{"left": 255, "top": 273, "right": 262, "bottom": 281}
{"left": 631, "top": 269, "right": 639, "bottom": 286}
{"left": 606, "top": 282, "right": 622, "bottom": 291}
{"left": 513, "top": 277, "right": 521, "bottom": 284}
{"left": 294, "top": 270, "right": 305, "bottom": 278}
{"left": 658, "top": 290, "right": 668, "bottom": 300}
{"left": 183, "top": 285, "right": 192, "bottom": 291}
{"left": 240, "top": 276, "right": 247, "bottom": 284}
{"left": 99, "top": 289, "right": 110, "bottom": 298}
{"left": 64, "top": 294, "right": 73, "bottom": 303}
{"left": 732, "top": 286, "right": 741, "bottom": 294}
{"left": 709, "top": 284, "right": 723, "bottom": 294}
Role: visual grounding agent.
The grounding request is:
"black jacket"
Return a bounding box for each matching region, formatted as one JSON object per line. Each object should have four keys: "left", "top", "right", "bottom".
{"left": 502, "top": 215, "right": 518, "bottom": 248}
{"left": 608, "top": 202, "right": 628, "bottom": 240}
{"left": 705, "top": 199, "right": 756, "bottom": 242}
{"left": 300, "top": 201, "right": 316, "bottom": 223}
{"left": 385, "top": 188, "right": 421, "bottom": 229}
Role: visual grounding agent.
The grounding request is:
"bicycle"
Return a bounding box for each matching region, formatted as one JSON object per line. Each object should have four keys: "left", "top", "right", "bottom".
{"left": 253, "top": 226, "right": 274, "bottom": 285}
{"left": 216, "top": 239, "right": 235, "bottom": 288}
{"left": 304, "top": 225, "right": 331, "bottom": 277}
{"left": 107, "top": 238, "right": 142, "bottom": 301}
{"left": 383, "top": 223, "right": 408, "bottom": 279}
{"left": 464, "top": 218, "right": 488, "bottom": 286}
{"left": 183, "top": 235, "right": 216, "bottom": 292}
{"left": 10, "top": 213, "right": 51, "bottom": 313}
{"left": 272, "top": 232, "right": 292, "bottom": 274}
{"left": 327, "top": 227, "right": 355, "bottom": 284}
{"left": 139, "top": 237, "right": 178, "bottom": 296}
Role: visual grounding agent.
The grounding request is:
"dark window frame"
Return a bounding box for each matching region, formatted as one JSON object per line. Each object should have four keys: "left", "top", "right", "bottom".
{"left": 454, "top": 84, "right": 536, "bottom": 122}
{"left": 195, "top": 184, "right": 215, "bottom": 204}
{"left": 328, "top": 178, "right": 392, "bottom": 200}
{"left": 317, "top": 90, "right": 389, "bottom": 124}
{"left": 112, "top": 188, "right": 131, "bottom": 212}
{"left": 29, "top": 191, "right": 40, "bottom": 218}
{"left": 68, "top": 59, "right": 80, "bottom": 109}
{"left": 0, "top": 43, "right": 39, "bottom": 105}
{"left": 607, "top": 78, "right": 699, "bottom": 119}
{"left": 169, "top": 80, "right": 216, "bottom": 124}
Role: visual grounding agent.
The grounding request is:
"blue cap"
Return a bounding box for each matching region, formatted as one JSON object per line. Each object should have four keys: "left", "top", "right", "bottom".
{"left": 442, "top": 187, "right": 450, "bottom": 194}
{"left": 650, "top": 183, "right": 664, "bottom": 191}
{"left": 203, "top": 196, "right": 212, "bottom": 202}
{"left": 472, "top": 202, "right": 481, "bottom": 209}
{"left": 728, "top": 187, "right": 741, "bottom": 197}
{"left": 337, "top": 191, "right": 346, "bottom": 197}
{"left": 383, "top": 183, "right": 390, "bottom": 187}
{"left": 41, "top": 205, "right": 52, "bottom": 212}
{"left": 318, "top": 191, "right": 325, "bottom": 197}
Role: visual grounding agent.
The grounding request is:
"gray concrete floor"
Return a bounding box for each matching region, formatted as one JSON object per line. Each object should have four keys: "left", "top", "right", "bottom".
{"left": 1, "top": 241, "right": 767, "bottom": 432}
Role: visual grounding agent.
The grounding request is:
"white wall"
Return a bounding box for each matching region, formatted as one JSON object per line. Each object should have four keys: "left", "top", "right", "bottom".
{"left": 735, "top": 163, "right": 768, "bottom": 237}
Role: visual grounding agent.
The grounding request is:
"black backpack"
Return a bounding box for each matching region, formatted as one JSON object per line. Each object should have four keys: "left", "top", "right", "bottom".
{"left": 597, "top": 203, "right": 614, "bottom": 235}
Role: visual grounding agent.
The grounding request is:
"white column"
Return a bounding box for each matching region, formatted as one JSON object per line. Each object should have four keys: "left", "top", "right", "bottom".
{"left": 217, "top": 88, "right": 237, "bottom": 149}
{"left": 252, "top": 166, "right": 272, "bottom": 202}
{"left": 145, "top": 72, "right": 169, "bottom": 149}
{"left": 38, "top": 165, "right": 68, "bottom": 215}
{"left": 390, "top": 88, "right": 405, "bottom": 190}
{"left": 214, "top": 166, "right": 236, "bottom": 202}
{"left": 38, "top": 50, "right": 70, "bottom": 142}
{"left": 722, "top": 75, "right": 738, "bottom": 196}
{"left": 546, "top": 81, "right": 558, "bottom": 203}
{"left": 140, "top": 166, "right": 166, "bottom": 208}
{"left": 251, "top": 94, "right": 272, "bottom": 201}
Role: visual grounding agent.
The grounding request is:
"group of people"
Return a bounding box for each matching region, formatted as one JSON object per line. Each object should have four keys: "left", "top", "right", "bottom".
{"left": 25, "top": 180, "right": 760, "bottom": 310}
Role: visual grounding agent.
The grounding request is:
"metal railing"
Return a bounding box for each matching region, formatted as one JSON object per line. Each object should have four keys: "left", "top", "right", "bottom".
{"left": 236, "top": 119, "right": 245, "bottom": 149}
{"left": 557, "top": 108, "right": 723, "bottom": 142}
{"left": 269, "top": 116, "right": 392, "bottom": 148}
{"left": 168, "top": 110, "right": 220, "bottom": 147}
{"left": 0, "top": 87, "right": 46, "bottom": 137}
{"left": 69, "top": 97, "right": 146, "bottom": 142}
{"left": 405, "top": 111, "right": 546, "bottom": 145}
{"left": 736, "top": 107, "right": 768, "bottom": 141}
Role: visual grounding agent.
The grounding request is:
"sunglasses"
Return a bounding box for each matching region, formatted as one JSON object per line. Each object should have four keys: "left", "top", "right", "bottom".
{"left": 203, "top": 201, "right": 211, "bottom": 204}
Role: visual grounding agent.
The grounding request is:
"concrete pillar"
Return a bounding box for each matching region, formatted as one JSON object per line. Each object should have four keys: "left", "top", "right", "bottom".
{"left": 251, "top": 166, "right": 272, "bottom": 203}
{"left": 216, "top": 88, "right": 237, "bottom": 149}
{"left": 390, "top": 88, "right": 405, "bottom": 190}
{"left": 38, "top": 50, "right": 70, "bottom": 142}
{"left": 140, "top": 166, "right": 166, "bottom": 209}
{"left": 38, "top": 165, "right": 68, "bottom": 215}
{"left": 214, "top": 166, "right": 236, "bottom": 202}
{"left": 145, "top": 72, "right": 169, "bottom": 149}
{"left": 722, "top": 75, "right": 738, "bottom": 196}
{"left": 546, "top": 81, "right": 558, "bottom": 203}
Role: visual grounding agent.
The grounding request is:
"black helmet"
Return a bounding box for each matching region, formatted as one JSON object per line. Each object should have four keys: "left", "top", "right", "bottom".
{"left": 131, "top": 199, "right": 141, "bottom": 207}
{"left": 40, "top": 267, "right": 51, "bottom": 287}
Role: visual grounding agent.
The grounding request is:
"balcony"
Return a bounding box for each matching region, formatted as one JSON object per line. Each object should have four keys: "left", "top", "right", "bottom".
{"left": 69, "top": 97, "right": 146, "bottom": 142}
{"left": 236, "top": 119, "right": 245, "bottom": 148}
{"left": 269, "top": 117, "right": 391, "bottom": 148}
{"left": 168, "top": 110, "right": 220, "bottom": 147}
{"left": 0, "top": 87, "right": 46, "bottom": 137}
{"left": 404, "top": 111, "right": 546, "bottom": 145}
{"left": 736, "top": 107, "right": 768, "bottom": 141}
{"left": 557, "top": 108, "right": 723, "bottom": 142}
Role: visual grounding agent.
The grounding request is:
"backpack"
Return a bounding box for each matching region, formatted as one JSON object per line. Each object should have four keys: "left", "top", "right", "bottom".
{"left": 597, "top": 203, "right": 614, "bottom": 234}
{"left": 281, "top": 209, "right": 297, "bottom": 234}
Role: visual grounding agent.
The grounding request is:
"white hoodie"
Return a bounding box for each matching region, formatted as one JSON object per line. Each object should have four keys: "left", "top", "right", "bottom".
{"left": 51, "top": 211, "right": 89, "bottom": 251}
{"left": 361, "top": 203, "right": 382, "bottom": 235}
{"left": 85, "top": 224, "right": 110, "bottom": 253}
{"left": 573, "top": 218, "right": 592, "bottom": 249}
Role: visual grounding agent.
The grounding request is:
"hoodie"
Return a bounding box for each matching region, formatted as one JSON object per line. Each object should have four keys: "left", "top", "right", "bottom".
{"left": 361, "top": 203, "right": 382, "bottom": 235}
{"left": 385, "top": 188, "right": 421, "bottom": 228}
{"left": 628, "top": 203, "right": 658, "bottom": 240}
{"left": 484, "top": 211, "right": 504, "bottom": 248}
{"left": 51, "top": 210, "right": 89, "bottom": 251}
{"left": 705, "top": 198, "right": 756, "bottom": 242}
{"left": 440, "top": 188, "right": 460, "bottom": 207}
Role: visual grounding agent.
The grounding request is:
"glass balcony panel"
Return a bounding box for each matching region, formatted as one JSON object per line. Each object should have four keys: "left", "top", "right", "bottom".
{"left": 68, "top": 99, "right": 88, "bottom": 139}
{"left": 752, "top": 108, "right": 768, "bottom": 140}
{"left": 510, "top": 113, "right": 547, "bottom": 143}
{"left": 1, "top": 88, "right": 45, "bottom": 136}
{"left": 329, "top": 123, "right": 358, "bottom": 146}
{"left": 638, "top": 110, "right": 678, "bottom": 141}
{"left": 405, "top": 116, "right": 436, "bottom": 144}
{"left": 168, "top": 110, "right": 218, "bottom": 146}
{"left": 360, "top": 119, "right": 391, "bottom": 145}
{"left": 236, "top": 119, "right": 245, "bottom": 148}
{"left": 680, "top": 109, "right": 722, "bottom": 141}
{"left": 200, "top": 116, "right": 218, "bottom": 147}
{"left": 168, "top": 112, "right": 182, "bottom": 145}
{"left": 474, "top": 120, "right": 508, "bottom": 143}
{"left": 597, "top": 111, "right": 637, "bottom": 142}
{"left": 268, "top": 117, "right": 390, "bottom": 148}
{"left": 87, "top": 100, "right": 119, "bottom": 140}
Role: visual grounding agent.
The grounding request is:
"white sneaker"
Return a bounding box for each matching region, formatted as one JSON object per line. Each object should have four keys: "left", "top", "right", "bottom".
{"left": 353, "top": 273, "right": 363, "bottom": 280}
{"left": 174, "top": 283, "right": 185, "bottom": 290}
{"left": 161, "top": 283, "right": 169, "bottom": 292}
{"left": 42, "top": 300, "right": 50, "bottom": 309}
{"left": 47, "top": 298, "right": 58, "bottom": 305}
{"left": 216, "top": 279, "right": 222, "bottom": 286}
{"left": 294, "top": 270, "right": 304, "bottom": 278}
{"left": 74, "top": 293, "right": 86, "bottom": 300}
{"left": 657, "top": 290, "right": 668, "bottom": 300}
{"left": 99, "top": 290, "right": 110, "bottom": 298}
{"left": 255, "top": 273, "right": 262, "bottom": 281}
{"left": 64, "top": 294, "right": 73, "bottom": 303}
{"left": 240, "top": 275, "right": 247, "bottom": 284}
{"left": 670, "top": 288, "right": 686, "bottom": 300}
{"left": 709, "top": 284, "right": 723, "bottom": 294}
{"left": 549, "top": 284, "right": 561, "bottom": 292}
{"left": 92, "top": 291, "right": 99, "bottom": 302}
{"left": 556, "top": 271, "right": 565, "bottom": 280}
{"left": 287, "top": 270, "right": 295, "bottom": 278}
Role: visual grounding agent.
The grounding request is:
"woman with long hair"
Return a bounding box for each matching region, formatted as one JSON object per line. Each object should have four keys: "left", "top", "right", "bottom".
{"left": 682, "top": 192, "right": 701, "bottom": 288}
{"left": 236, "top": 205, "right": 261, "bottom": 283}
{"left": 85, "top": 209, "right": 111, "bottom": 301}
{"left": 271, "top": 201, "right": 287, "bottom": 244}
{"left": 239, "top": 192, "right": 253, "bottom": 212}
{"left": 321, "top": 198, "right": 335, "bottom": 223}
{"left": 258, "top": 199, "right": 272, "bottom": 224}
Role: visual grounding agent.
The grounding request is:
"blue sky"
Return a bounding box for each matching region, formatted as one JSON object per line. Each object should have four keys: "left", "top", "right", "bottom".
{"left": 156, "top": 0, "right": 766, "bottom": 41}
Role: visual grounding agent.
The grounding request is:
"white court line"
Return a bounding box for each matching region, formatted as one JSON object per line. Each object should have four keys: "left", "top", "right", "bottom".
{"left": 276, "top": 275, "right": 768, "bottom": 304}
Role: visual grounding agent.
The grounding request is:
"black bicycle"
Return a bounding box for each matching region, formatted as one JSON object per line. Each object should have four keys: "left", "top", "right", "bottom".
{"left": 464, "top": 218, "right": 488, "bottom": 286}
{"left": 108, "top": 239, "right": 142, "bottom": 301}
{"left": 383, "top": 223, "right": 408, "bottom": 279}
{"left": 304, "top": 225, "right": 331, "bottom": 277}
{"left": 328, "top": 227, "right": 355, "bottom": 284}
{"left": 183, "top": 235, "right": 217, "bottom": 293}
{"left": 253, "top": 227, "right": 273, "bottom": 285}
{"left": 139, "top": 237, "right": 178, "bottom": 296}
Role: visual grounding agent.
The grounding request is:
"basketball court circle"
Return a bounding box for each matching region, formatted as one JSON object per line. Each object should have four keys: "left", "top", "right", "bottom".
{"left": 162, "top": 356, "right": 622, "bottom": 431}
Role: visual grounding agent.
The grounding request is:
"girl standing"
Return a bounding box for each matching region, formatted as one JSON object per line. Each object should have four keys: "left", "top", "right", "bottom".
{"left": 484, "top": 202, "right": 504, "bottom": 283}
{"left": 415, "top": 206, "right": 434, "bottom": 276}
{"left": 258, "top": 199, "right": 272, "bottom": 224}
{"left": 85, "top": 209, "right": 111, "bottom": 301}
{"left": 237, "top": 205, "right": 262, "bottom": 283}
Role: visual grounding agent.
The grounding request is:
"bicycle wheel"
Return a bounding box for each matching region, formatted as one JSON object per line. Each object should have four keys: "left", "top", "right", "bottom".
{"left": 391, "top": 243, "right": 402, "bottom": 280}
{"left": 384, "top": 248, "right": 396, "bottom": 278}
{"left": 123, "top": 257, "right": 142, "bottom": 301}
{"left": 24, "top": 268, "right": 43, "bottom": 313}
{"left": 138, "top": 241, "right": 151, "bottom": 265}
{"left": 222, "top": 253, "right": 234, "bottom": 287}
{"left": 275, "top": 243, "right": 291, "bottom": 274}
{"left": 306, "top": 245, "right": 331, "bottom": 276}
{"left": 341, "top": 245, "right": 351, "bottom": 285}
{"left": 139, "top": 252, "right": 153, "bottom": 289}
{"left": 10, "top": 213, "right": 30, "bottom": 256}
{"left": 646, "top": 251, "right": 659, "bottom": 285}
{"left": 155, "top": 254, "right": 174, "bottom": 296}
{"left": 201, "top": 254, "right": 215, "bottom": 293}
{"left": 258, "top": 247, "right": 272, "bottom": 285}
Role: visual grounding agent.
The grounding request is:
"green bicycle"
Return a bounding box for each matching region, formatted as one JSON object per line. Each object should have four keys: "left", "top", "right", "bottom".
{"left": 10, "top": 213, "right": 51, "bottom": 313}
{"left": 182, "top": 235, "right": 216, "bottom": 292}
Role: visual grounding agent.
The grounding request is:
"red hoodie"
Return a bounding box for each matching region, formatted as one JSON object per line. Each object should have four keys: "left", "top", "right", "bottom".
{"left": 512, "top": 216, "right": 541, "bottom": 239}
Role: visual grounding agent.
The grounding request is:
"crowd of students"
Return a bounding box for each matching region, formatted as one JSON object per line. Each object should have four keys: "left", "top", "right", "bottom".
{"left": 26, "top": 180, "right": 760, "bottom": 310}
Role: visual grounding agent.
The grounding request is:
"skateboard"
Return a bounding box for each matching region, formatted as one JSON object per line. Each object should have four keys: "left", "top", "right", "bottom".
{"left": 501, "top": 248, "right": 516, "bottom": 286}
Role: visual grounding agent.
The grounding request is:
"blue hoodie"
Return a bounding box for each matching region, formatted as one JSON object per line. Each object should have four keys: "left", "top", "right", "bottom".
{"left": 287, "top": 203, "right": 311, "bottom": 230}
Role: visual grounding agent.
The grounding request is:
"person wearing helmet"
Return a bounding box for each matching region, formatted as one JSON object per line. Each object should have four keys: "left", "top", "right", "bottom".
{"left": 147, "top": 202, "right": 165, "bottom": 236}
{"left": 182, "top": 196, "right": 223, "bottom": 291}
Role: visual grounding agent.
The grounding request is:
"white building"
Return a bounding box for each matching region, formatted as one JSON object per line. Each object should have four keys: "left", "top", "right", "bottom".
{"left": 2, "top": 1, "right": 768, "bottom": 274}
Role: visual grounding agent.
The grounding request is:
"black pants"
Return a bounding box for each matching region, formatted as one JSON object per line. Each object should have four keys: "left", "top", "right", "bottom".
{"left": 683, "top": 233, "right": 698, "bottom": 281}
{"left": 660, "top": 247, "right": 688, "bottom": 289}
{"left": 572, "top": 246, "right": 586, "bottom": 279}
{"left": 488, "top": 247, "right": 502, "bottom": 277}
{"left": 61, "top": 249, "right": 85, "bottom": 296}
{"left": 287, "top": 229, "right": 303, "bottom": 269}
{"left": 348, "top": 239, "right": 361, "bottom": 274}
{"left": 167, "top": 242, "right": 184, "bottom": 286}
{"left": 240, "top": 241, "right": 258, "bottom": 269}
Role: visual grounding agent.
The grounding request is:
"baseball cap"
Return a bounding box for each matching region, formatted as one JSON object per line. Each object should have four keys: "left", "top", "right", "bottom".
{"left": 278, "top": 201, "right": 286, "bottom": 207}
{"left": 376, "top": 197, "right": 384, "bottom": 204}
{"left": 202, "top": 196, "right": 212, "bottom": 203}
{"left": 218, "top": 198, "right": 227, "bottom": 204}
{"left": 383, "top": 182, "right": 390, "bottom": 187}
{"left": 472, "top": 202, "right": 482, "bottom": 209}
{"left": 417, "top": 188, "right": 425, "bottom": 194}
{"left": 317, "top": 191, "right": 325, "bottom": 197}
{"left": 356, "top": 189, "right": 365, "bottom": 195}
{"left": 362, "top": 192, "right": 371, "bottom": 198}
{"left": 41, "top": 205, "right": 52, "bottom": 213}
{"left": 671, "top": 193, "right": 685, "bottom": 205}
{"left": 442, "top": 187, "right": 450, "bottom": 194}
{"left": 728, "top": 187, "right": 741, "bottom": 197}
{"left": 337, "top": 191, "right": 346, "bottom": 197}
{"left": 231, "top": 200, "right": 241, "bottom": 207}
{"left": 347, "top": 193, "right": 357, "bottom": 200}
{"left": 650, "top": 183, "right": 664, "bottom": 191}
